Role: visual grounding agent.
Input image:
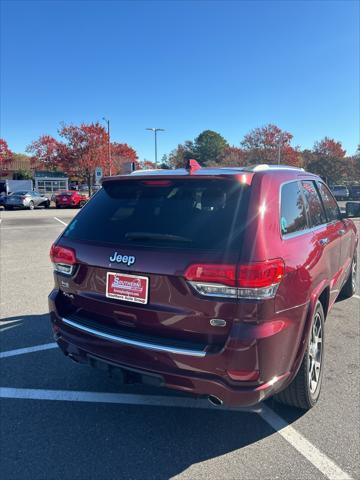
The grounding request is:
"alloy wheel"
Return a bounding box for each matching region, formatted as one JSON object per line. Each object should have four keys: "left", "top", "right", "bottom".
{"left": 308, "top": 312, "right": 323, "bottom": 394}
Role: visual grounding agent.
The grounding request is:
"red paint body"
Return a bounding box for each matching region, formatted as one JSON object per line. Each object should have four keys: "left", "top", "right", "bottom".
{"left": 55, "top": 190, "right": 88, "bottom": 208}
{"left": 48, "top": 168, "right": 357, "bottom": 406}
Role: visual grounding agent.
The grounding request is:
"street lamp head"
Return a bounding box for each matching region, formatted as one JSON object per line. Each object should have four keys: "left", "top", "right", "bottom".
{"left": 146, "top": 127, "right": 165, "bottom": 132}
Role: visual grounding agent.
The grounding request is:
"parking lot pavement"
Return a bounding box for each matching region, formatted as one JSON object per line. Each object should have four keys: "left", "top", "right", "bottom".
{"left": 0, "top": 208, "right": 359, "bottom": 480}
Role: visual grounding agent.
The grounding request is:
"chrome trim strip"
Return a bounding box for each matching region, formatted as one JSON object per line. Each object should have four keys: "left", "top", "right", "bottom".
{"left": 61, "top": 317, "right": 207, "bottom": 357}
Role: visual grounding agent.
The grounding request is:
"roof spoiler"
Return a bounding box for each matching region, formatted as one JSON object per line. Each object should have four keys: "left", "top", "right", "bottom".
{"left": 185, "top": 159, "right": 201, "bottom": 175}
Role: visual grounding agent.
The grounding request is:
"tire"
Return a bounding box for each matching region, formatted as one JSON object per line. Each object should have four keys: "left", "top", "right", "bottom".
{"left": 5, "top": 206, "right": 12, "bottom": 210}
{"left": 274, "top": 301, "right": 325, "bottom": 410}
{"left": 79, "top": 200, "right": 86, "bottom": 208}
{"left": 340, "top": 252, "right": 357, "bottom": 299}
{"left": 29, "top": 201, "right": 35, "bottom": 210}
{"left": 56, "top": 204, "right": 61, "bottom": 209}
{"left": 45, "top": 201, "right": 50, "bottom": 209}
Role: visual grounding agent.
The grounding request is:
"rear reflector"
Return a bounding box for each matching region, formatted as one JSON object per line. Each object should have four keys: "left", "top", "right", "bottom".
{"left": 227, "top": 369, "right": 260, "bottom": 381}
{"left": 184, "top": 259, "right": 285, "bottom": 299}
{"left": 50, "top": 244, "right": 76, "bottom": 275}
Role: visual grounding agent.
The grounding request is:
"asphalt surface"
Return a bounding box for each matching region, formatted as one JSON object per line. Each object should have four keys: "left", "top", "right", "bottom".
{"left": 0, "top": 207, "right": 359, "bottom": 480}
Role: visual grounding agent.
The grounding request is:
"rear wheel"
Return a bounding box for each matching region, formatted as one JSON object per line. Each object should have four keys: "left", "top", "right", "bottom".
{"left": 56, "top": 203, "right": 61, "bottom": 209}
{"left": 274, "top": 301, "right": 325, "bottom": 410}
{"left": 340, "top": 253, "right": 357, "bottom": 299}
{"left": 29, "top": 201, "right": 35, "bottom": 210}
{"left": 79, "top": 200, "right": 86, "bottom": 208}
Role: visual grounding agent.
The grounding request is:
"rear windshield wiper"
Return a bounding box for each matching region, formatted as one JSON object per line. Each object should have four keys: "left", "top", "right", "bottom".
{"left": 125, "top": 232, "right": 192, "bottom": 243}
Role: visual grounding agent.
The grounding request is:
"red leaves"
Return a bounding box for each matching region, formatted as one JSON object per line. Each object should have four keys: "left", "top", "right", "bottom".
{"left": 0, "top": 139, "right": 14, "bottom": 175}
{"left": 26, "top": 135, "right": 62, "bottom": 170}
{"left": 241, "top": 124, "right": 301, "bottom": 166}
{"left": 25, "top": 122, "right": 138, "bottom": 181}
{"left": 111, "top": 142, "right": 138, "bottom": 173}
{"left": 313, "top": 137, "right": 346, "bottom": 159}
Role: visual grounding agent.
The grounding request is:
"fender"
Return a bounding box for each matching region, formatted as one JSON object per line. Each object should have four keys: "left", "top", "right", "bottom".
{"left": 277, "top": 279, "right": 328, "bottom": 391}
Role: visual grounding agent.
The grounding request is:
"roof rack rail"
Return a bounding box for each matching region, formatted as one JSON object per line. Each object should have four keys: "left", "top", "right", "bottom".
{"left": 243, "top": 164, "right": 305, "bottom": 172}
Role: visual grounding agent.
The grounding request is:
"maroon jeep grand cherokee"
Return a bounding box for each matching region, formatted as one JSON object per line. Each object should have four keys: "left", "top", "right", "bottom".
{"left": 49, "top": 164, "right": 358, "bottom": 410}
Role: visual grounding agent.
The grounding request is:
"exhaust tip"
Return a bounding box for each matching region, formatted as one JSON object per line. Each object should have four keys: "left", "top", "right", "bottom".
{"left": 208, "top": 395, "right": 224, "bottom": 407}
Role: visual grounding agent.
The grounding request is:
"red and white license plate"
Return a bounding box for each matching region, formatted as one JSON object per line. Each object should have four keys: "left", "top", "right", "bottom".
{"left": 106, "top": 272, "right": 149, "bottom": 304}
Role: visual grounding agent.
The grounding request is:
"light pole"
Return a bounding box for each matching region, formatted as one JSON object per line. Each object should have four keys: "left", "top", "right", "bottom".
{"left": 146, "top": 127, "right": 165, "bottom": 165}
{"left": 277, "top": 133, "right": 284, "bottom": 165}
{"left": 102, "top": 117, "right": 112, "bottom": 175}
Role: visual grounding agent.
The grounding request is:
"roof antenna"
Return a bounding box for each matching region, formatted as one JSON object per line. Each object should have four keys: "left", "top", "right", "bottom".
{"left": 186, "top": 159, "right": 201, "bottom": 175}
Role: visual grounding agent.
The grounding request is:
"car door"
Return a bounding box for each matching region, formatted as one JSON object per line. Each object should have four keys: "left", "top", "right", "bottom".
{"left": 32, "top": 191, "right": 42, "bottom": 206}
{"left": 317, "top": 181, "right": 353, "bottom": 289}
{"left": 301, "top": 180, "right": 342, "bottom": 306}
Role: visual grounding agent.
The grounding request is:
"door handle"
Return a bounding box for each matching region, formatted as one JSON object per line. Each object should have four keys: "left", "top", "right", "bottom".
{"left": 338, "top": 229, "right": 346, "bottom": 235}
{"left": 319, "top": 238, "right": 329, "bottom": 246}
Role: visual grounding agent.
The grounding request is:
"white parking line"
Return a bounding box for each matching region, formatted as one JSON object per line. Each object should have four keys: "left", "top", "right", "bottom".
{"left": 259, "top": 404, "right": 353, "bottom": 480}
{"left": 0, "top": 382, "right": 353, "bottom": 479}
{"left": 0, "top": 343, "right": 57, "bottom": 359}
{"left": 0, "top": 387, "right": 232, "bottom": 410}
{"left": 53, "top": 217, "right": 68, "bottom": 226}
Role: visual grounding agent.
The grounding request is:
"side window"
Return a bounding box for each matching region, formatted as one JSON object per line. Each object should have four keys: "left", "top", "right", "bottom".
{"left": 317, "top": 182, "right": 340, "bottom": 222}
{"left": 301, "top": 181, "right": 326, "bottom": 227}
{"left": 280, "top": 181, "right": 308, "bottom": 236}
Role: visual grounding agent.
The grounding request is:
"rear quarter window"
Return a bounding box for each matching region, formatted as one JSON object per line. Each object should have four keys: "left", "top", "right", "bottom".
{"left": 301, "top": 180, "right": 326, "bottom": 227}
{"left": 280, "top": 181, "right": 308, "bottom": 236}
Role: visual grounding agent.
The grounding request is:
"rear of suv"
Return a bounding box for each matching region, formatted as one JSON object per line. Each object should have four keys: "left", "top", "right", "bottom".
{"left": 49, "top": 164, "right": 358, "bottom": 410}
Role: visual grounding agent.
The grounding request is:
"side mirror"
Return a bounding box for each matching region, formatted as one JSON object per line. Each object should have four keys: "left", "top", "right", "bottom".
{"left": 345, "top": 202, "right": 360, "bottom": 218}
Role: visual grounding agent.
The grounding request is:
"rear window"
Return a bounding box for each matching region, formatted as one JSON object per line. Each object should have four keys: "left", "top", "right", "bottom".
{"left": 63, "top": 178, "right": 249, "bottom": 251}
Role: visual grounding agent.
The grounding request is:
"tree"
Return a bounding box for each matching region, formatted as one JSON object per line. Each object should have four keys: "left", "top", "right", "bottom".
{"left": 27, "top": 123, "right": 139, "bottom": 193}
{"left": 313, "top": 137, "right": 346, "bottom": 159}
{"left": 193, "top": 130, "right": 229, "bottom": 165}
{"left": 110, "top": 142, "right": 138, "bottom": 174}
{"left": 26, "top": 135, "right": 63, "bottom": 170}
{"left": 140, "top": 160, "right": 157, "bottom": 169}
{"left": 168, "top": 141, "right": 194, "bottom": 168}
{"left": 0, "top": 139, "right": 14, "bottom": 175}
{"left": 241, "top": 124, "right": 301, "bottom": 166}
{"left": 212, "top": 146, "right": 246, "bottom": 167}
{"left": 59, "top": 122, "right": 108, "bottom": 194}
{"left": 307, "top": 137, "right": 348, "bottom": 183}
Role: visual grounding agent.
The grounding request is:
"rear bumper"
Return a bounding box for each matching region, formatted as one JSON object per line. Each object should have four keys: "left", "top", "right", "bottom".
{"left": 49, "top": 289, "right": 307, "bottom": 407}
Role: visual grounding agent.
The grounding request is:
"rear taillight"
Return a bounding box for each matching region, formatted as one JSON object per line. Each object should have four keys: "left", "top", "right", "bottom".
{"left": 184, "top": 259, "right": 285, "bottom": 300}
{"left": 50, "top": 244, "right": 76, "bottom": 275}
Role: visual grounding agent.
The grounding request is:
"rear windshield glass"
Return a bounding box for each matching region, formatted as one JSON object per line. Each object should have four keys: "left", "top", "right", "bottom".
{"left": 63, "top": 178, "right": 249, "bottom": 251}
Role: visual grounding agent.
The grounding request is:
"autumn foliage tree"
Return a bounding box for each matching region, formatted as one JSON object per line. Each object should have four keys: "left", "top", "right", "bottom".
{"left": 26, "top": 135, "right": 63, "bottom": 170}
{"left": 111, "top": 142, "right": 138, "bottom": 173}
{"left": 27, "top": 122, "right": 138, "bottom": 193}
{"left": 306, "top": 137, "right": 348, "bottom": 183}
{"left": 241, "top": 124, "right": 301, "bottom": 166}
{"left": 0, "top": 139, "right": 14, "bottom": 175}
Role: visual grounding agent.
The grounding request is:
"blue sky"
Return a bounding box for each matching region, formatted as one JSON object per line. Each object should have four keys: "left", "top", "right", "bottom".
{"left": 1, "top": 0, "right": 359, "bottom": 161}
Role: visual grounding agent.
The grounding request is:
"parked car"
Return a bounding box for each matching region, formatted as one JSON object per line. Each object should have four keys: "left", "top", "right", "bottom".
{"left": 349, "top": 184, "right": 360, "bottom": 200}
{"left": 55, "top": 190, "right": 88, "bottom": 208}
{"left": 330, "top": 184, "right": 350, "bottom": 200}
{"left": 0, "top": 194, "right": 7, "bottom": 209}
{"left": 5, "top": 190, "right": 50, "bottom": 210}
{"left": 49, "top": 164, "right": 358, "bottom": 410}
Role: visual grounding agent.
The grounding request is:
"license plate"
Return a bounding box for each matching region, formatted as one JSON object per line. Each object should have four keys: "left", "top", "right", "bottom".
{"left": 62, "top": 197, "right": 68, "bottom": 201}
{"left": 106, "top": 272, "right": 149, "bottom": 304}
